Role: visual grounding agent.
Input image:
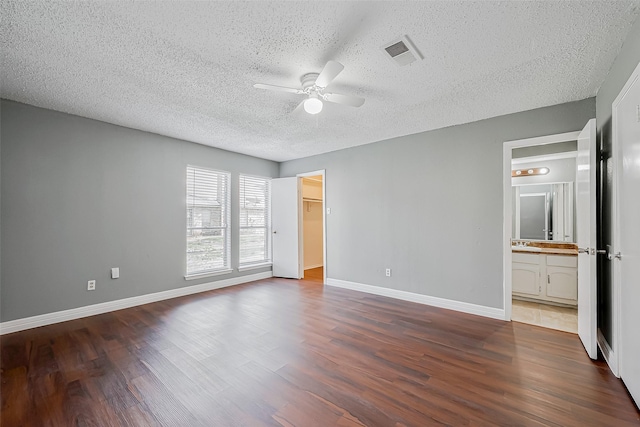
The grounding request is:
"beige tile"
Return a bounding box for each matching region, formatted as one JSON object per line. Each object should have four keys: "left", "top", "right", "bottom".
{"left": 540, "top": 308, "right": 578, "bottom": 333}
{"left": 512, "top": 303, "right": 541, "bottom": 324}
{"left": 511, "top": 299, "right": 577, "bottom": 334}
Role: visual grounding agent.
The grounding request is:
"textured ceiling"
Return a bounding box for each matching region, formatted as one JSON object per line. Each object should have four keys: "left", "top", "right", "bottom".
{"left": 2, "top": 1, "right": 639, "bottom": 162}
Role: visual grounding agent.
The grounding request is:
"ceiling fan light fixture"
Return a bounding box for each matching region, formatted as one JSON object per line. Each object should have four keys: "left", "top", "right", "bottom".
{"left": 304, "top": 96, "right": 323, "bottom": 114}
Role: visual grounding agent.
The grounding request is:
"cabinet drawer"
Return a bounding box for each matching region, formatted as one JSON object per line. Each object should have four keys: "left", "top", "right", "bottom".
{"left": 547, "top": 255, "right": 577, "bottom": 268}
{"left": 512, "top": 253, "right": 540, "bottom": 265}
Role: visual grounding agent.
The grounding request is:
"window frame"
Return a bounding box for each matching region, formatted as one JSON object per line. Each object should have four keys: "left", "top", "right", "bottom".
{"left": 185, "top": 165, "right": 232, "bottom": 279}
{"left": 238, "top": 173, "right": 272, "bottom": 270}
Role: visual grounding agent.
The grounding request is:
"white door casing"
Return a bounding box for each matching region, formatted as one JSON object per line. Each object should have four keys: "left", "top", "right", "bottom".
{"left": 271, "top": 177, "right": 302, "bottom": 278}
{"left": 576, "top": 118, "right": 598, "bottom": 360}
{"left": 613, "top": 62, "right": 640, "bottom": 406}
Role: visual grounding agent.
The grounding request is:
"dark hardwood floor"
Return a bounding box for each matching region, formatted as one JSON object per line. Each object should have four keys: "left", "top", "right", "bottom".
{"left": 2, "top": 273, "right": 639, "bottom": 426}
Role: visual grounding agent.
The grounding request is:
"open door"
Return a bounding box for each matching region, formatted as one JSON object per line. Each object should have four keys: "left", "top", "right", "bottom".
{"left": 576, "top": 118, "right": 597, "bottom": 359}
{"left": 271, "top": 177, "right": 302, "bottom": 278}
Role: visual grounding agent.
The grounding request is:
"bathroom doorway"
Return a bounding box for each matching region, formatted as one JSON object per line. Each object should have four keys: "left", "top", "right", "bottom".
{"left": 503, "top": 121, "right": 598, "bottom": 360}
{"left": 510, "top": 143, "right": 579, "bottom": 334}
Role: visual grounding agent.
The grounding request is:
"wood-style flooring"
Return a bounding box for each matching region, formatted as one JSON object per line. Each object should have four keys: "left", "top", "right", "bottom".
{"left": 2, "top": 271, "right": 639, "bottom": 426}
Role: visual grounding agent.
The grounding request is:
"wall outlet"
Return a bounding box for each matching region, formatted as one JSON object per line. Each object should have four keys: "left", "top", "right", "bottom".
{"left": 87, "top": 280, "right": 96, "bottom": 291}
{"left": 385, "top": 268, "right": 391, "bottom": 277}
{"left": 111, "top": 267, "right": 120, "bottom": 279}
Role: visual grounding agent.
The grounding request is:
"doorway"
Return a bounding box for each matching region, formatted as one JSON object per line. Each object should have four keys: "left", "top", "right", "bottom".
{"left": 503, "top": 121, "right": 599, "bottom": 360}
{"left": 300, "top": 175, "right": 324, "bottom": 283}
{"left": 510, "top": 145, "right": 579, "bottom": 333}
{"left": 272, "top": 170, "right": 327, "bottom": 282}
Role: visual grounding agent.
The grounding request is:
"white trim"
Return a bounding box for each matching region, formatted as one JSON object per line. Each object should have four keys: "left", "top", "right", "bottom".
{"left": 297, "top": 169, "right": 327, "bottom": 285}
{"left": 238, "top": 262, "right": 272, "bottom": 272}
{"left": 503, "top": 130, "right": 582, "bottom": 322}
{"left": 598, "top": 329, "right": 619, "bottom": 377}
{"left": 511, "top": 151, "right": 577, "bottom": 165}
{"left": 610, "top": 60, "right": 640, "bottom": 380}
{"left": 184, "top": 268, "right": 233, "bottom": 280}
{"left": 326, "top": 278, "right": 505, "bottom": 320}
{"left": 0, "top": 271, "right": 273, "bottom": 335}
{"left": 304, "top": 264, "right": 324, "bottom": 270}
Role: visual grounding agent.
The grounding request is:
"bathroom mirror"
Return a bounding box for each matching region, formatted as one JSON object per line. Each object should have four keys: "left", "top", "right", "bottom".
{"left": 512, "top": 182, "right": 574, "bottom": 242}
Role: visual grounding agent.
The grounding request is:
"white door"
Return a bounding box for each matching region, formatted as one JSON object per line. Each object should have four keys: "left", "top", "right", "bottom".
{"left": 614, "top": 64, "right": 640, "bottom": 406}
{"left": 576, "top": 118, "right": 597, "bottom": 359}
{"left": 271, "top": 177, "right": 302, "bottom": 278}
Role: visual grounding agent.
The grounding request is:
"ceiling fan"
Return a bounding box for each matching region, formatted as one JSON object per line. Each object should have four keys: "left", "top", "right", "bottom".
{"left": 253, "top": 60, "right": 365, "bottom": 115}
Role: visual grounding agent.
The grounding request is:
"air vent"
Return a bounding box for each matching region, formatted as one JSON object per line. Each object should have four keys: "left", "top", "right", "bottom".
{"left": 382, "top": 35, "right": 423, "bottom": 67}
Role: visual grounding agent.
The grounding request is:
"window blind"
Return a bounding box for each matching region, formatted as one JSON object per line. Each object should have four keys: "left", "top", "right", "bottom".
{"left": 186, "top": 165, "right": 230, "bottom": 276}
{"left": 239, "top": 174, "right": 271, "bottom": 266}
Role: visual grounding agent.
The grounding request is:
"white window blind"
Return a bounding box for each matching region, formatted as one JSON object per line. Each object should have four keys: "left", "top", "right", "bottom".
{"left": 186, "top": 165, "right": 230, "bottom": 276}
{"left": 239, "top": 174, "right": 271, "bottom": 266}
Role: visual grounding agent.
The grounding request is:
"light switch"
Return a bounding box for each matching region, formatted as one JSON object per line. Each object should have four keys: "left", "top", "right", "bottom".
{"left": 111, "top": 267, "right": 120, "bottom": 279}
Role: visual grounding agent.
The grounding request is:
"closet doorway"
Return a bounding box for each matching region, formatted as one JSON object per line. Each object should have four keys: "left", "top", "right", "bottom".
{"left": 300, "top": 174, "right": 324, "bottom": 283}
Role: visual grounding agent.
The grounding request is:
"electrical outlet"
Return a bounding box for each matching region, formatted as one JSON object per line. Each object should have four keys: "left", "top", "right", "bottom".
{"left": 87, "top": 280, "right": 96, "bottom": 291}
{"left": 385, "top": 268, "right": 391, "bottom": 277}
{"left": 111, "top": 267, "right": 120, "bottom": 279}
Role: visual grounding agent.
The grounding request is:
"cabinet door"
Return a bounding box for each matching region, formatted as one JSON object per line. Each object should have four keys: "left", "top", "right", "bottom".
{"left": 547, "top": 266, "right": 578, "bottom": 301}
{"left": 513, "top": 262, "right": 540, "bottom": 296}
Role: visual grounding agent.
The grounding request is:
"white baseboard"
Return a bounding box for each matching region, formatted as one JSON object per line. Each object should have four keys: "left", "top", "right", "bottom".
{"left": 597, "top": 328, "right": 619, "bottom": 377}
{"left": 304, "top": 264, "right": 324, "bottom": 270}
{"left": 0, "top": 271, "right": 273, "bottom": 335}
{"left": 325, "top": 278, "right": 505, "bottom": 320}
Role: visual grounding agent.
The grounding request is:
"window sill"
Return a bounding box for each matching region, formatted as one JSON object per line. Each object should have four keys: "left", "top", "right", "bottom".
{"left": 184, "top": 268, "right": 233, "bottom": 281}
{"left": 238, "top": 262, "right": 272, "bottom": 272}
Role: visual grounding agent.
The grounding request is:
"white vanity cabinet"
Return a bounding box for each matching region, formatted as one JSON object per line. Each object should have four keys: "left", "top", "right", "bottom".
{"left": 512, "top": 252, "right": 577, "bottom": 305}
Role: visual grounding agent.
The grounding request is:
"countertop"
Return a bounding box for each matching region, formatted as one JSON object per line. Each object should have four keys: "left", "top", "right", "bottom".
{"left": 512, "top": 246, "right": 578, "bottom": 256}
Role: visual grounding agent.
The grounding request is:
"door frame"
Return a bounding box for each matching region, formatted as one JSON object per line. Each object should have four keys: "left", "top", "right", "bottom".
{"left": 503, "top": 131, "right": 581, "bottom": 321}
{"left": 297, "top": 169, "right": 327, "bottom": 284}
{"left": 609, "top": 61, "right": 640, "bottom": 377}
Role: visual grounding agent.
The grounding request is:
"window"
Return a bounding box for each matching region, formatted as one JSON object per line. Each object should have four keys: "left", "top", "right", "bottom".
{"left": 239, "top": 174, "right": 271, "bottom": 267}
{"left": 186, "top": 165, "right": 230, "bottom": 277}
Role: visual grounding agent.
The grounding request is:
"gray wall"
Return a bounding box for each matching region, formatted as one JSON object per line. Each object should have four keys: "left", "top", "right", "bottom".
{"left": 280, "top": 98, "right": 595, "bottom": 309}
{"left": 596, "top": 16, "right": 640, "bottom": 344}
{"left": 1, "top": 100, "right": 278, "bottom": 322}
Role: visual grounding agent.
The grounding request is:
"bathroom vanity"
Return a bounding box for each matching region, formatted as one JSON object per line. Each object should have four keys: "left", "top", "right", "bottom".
{"left": 512, "top": 242, "right": 578, "bottom": 306}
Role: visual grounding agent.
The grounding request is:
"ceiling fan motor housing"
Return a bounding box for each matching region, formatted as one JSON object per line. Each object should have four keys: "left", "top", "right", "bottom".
{"left": 301, "top": 73, "right": 320, "bottom": 90}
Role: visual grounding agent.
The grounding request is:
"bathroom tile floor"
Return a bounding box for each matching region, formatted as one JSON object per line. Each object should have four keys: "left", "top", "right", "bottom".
{"left": 512, "top": 299, "right": 578, "bottom": 334}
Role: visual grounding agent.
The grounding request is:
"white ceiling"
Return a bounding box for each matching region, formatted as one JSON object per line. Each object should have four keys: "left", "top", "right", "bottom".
{"left": 2, "top": 1, "right": 639, "bottom": 162}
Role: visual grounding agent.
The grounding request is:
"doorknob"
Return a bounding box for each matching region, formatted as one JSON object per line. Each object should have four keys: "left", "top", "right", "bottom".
{"left": 603, "top": 244, "right": 622, "bottom": 260}
{"left": 608, "top": 251, "right": 622, "bottom": 261}
{"left": 578, "top": 247, "right": 590, "bottom": 254}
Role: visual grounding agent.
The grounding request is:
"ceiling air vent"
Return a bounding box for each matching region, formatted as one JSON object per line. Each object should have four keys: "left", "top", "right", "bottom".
{"left": 382, "top": 35, "right": 423, "bottom": 67}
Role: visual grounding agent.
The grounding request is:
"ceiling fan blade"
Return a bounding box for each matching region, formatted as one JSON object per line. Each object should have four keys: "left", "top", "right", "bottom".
{"left": 253, "top": 83, "right": 304, "bottom": 95}
{"left": 314, "top": 60, "right": 344, "bottom": 88}
{"left": 324, "top": 92, "right": 365, "bottom": 108}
